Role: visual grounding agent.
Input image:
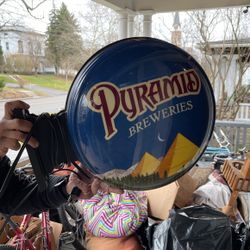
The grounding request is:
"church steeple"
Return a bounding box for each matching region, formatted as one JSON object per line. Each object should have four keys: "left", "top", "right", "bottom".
{"left": 173, "top": 12, "right": 181, "bottom": 31}
{"left": 171, "top": 12, "right": 182, "bottom": 47}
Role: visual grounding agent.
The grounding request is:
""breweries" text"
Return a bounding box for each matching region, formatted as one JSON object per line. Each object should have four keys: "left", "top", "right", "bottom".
{"left": 87, "top": 69, "right": 201, "bottom": 140}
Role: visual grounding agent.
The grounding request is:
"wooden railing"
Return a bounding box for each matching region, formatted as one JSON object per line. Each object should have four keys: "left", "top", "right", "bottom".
{"left": 10, "top": 120, "right": 250, "bottom": 163}
{"left": 211, "top": 120, "right": 250, "bottom": 152}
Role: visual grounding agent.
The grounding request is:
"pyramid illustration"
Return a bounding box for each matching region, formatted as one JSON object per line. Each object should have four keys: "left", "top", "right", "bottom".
{"left": 131, "top": 152, "right": 160, "bottom": 177}
{"left": 157, "top": 133, "right": 199, "bottom": 178}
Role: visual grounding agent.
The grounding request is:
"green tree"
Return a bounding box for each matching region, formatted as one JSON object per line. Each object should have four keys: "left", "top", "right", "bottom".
{"left": 46, "top": 3, "right": 83, "bottom": 77}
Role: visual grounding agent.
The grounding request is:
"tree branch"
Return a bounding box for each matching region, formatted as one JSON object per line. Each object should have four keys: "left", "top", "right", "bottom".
{"left": 19, "top": 0, "right": 47, "bottom": 11}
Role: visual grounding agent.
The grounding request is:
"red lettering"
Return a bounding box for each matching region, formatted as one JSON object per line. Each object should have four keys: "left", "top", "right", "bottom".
{"left": 120, "top": 88, "right": 137, "bottom": 120}
{"left": 134, "top": 84, "right": 154, "bottom": 113}
{"left": 148, "top": 80, "right": 164, "bottom": 105}
{"left": 89, "top": 83, "right": 120, "bottom": 139}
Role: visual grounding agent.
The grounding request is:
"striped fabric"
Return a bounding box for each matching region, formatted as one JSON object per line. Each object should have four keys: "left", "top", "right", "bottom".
{"left": 82, "top": 190, "right": 148, "bottom": 238}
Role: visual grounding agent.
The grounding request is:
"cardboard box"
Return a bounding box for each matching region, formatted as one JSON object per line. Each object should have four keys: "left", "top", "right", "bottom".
{"left": 0, "top": 219, "right": 9, "bottom": 244}
{"left": 145, "top": 173, "right": 198, "bottom": 220}
{"left": 0, "top": 215, "right": 24, "bottom": 244}
{"left": 146, "top": 181, "right": 179, "bottom": 220}
{"left": 50, "top": 220, "right": 63, "bottom": 249}
{"left": 175, "top": 173, "right": 198, "bottom": 208}
{"left": 0, "top": 215, "right": 62, "bottom": 250}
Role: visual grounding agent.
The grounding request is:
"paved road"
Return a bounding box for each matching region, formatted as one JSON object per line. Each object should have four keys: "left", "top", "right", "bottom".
{"left": 0, "top": 95, "right": 68, "bottom": 116}
{"left": 0, "top": 95, "right": 68, "bottom": 161}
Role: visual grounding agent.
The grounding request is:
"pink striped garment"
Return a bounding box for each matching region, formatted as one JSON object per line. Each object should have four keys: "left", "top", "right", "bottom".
{"left": 81, "top": 190, "right": 148, "bottom": 238}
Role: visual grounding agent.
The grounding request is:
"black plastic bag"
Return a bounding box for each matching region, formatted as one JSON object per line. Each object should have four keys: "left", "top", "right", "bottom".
{"left": 245, "top": 223, "right": 250, "bottom": 250}
{"left": 149, "top": 205, "right": 232, "bottom": 250}
{"left": 231, "top": 222, "right": 250, "bottom": 250}
{"left": 231, "top": 222, "right": 246, "bottom": 250}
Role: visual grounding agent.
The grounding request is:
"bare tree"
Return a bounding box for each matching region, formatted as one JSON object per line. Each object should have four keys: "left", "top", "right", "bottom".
{"left": 25, "top": 33, "right": 45, "bottom": 74}
{"left": 0, "top": 0, "right": 48, "bottom": 16}
{"left": 79, "top": 1, "right": 118, "bottom": 58}
{"left": 221, "top": 9, "right": 250, "bottom": 120}
{"left": 181, "top": 8, "right": 250, "bottom": 120}
{"left": 0, "top": 0, "right": 49, "bottom": 29}
{"left": 152, "top": 13, "right": 175, "bottom": 42}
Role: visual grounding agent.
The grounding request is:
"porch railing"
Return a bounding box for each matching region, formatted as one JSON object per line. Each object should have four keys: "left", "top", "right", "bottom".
{"left": 211, "top": 120, "right": 250, "bottom": 152}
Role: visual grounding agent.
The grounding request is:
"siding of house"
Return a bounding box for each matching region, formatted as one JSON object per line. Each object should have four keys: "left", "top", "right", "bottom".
{"left": 0, "top": 26, "right": 50, "bottom": 73}
{"left": 0, "top": 27, "right": 45, "bottom": 57}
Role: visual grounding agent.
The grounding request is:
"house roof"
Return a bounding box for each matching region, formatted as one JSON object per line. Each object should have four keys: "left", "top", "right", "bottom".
{"left": 93, "top": 0, "right": 250, "bottom": 13}
{"left": 0, "top": 25, "right": 45, "bottom": 37}
{"left": 197, "top": 38, "right": 250, "bottom": 56}
{"left": 206, "top": 38, "right": 250, "bottom": 47}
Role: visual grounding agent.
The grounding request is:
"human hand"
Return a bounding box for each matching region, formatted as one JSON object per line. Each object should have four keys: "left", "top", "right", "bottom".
{"left": 0, "top": 100, "right": 39, "bottom": 158}
{"left": 90, "top": 178, "right": 123, "bottom": 195}
{"left": 66, "top": 171, "right": 93, "bottom": 199}
{"left": 66, "top": 170, "right": 123, "bottom": 200}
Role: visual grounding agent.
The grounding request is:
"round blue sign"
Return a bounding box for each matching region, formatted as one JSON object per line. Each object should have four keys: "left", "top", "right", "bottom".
{"left": 66, "top": 37, "right": 215, "bottom": 190}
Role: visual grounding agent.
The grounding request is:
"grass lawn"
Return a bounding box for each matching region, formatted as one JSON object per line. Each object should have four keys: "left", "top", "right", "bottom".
{"left": 0, "top": 74, "right": 18, "bottom": 83}
{"left": 21, "top": 74, "right": 74, "bottom": 91}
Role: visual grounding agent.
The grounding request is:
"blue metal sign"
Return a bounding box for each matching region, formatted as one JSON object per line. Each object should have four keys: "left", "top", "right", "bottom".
{"left": 66, "top": 37, "right": 215, "bottom": 190}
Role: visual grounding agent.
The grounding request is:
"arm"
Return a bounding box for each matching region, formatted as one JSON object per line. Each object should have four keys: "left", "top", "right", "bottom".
{"left": 0, "top": 157, "right": 121, "bottom": 215}
{"left": 0, "top": 100, "right": 71, "bottom": 215}
{"left": 0, "top": 100, "right": 122, "bottom": 215}
{"left": 0, "top": 156, "right": 69, "bottom": 215}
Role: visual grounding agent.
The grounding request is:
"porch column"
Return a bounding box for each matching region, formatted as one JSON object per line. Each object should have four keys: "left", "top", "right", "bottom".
{"left": 118, "top": 11, "right": 128, "bottom": 40}
{"left": 142, "top": 11, "right": 154, "bottom": 37}
{"left": 128, "top": 14, "right": 135, "bottom": 37}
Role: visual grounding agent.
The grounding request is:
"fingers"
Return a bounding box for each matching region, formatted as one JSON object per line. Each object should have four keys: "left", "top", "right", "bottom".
{"left": 4, "top": 100, "right": 30, "bottom": 119}
{"left": 4, "top": 119, "right": 33, "bottom": 132}
{"left": 1, "top": 130, "right": 38, "bottom": 148}
{"left": 0, "top": 137, "right": 20, "bottom": 151}
{"left": 0, "top": 100, "right": 37, "bottom": 158}
{"left": 105, "top": 185, "right": 123, "bottom": 194}
{"left": 91, "top": 178, "right": 101, "bottom": 195}
{"left": 0, "top": 146, "right": 8, "bottom": 158}
{"left": 67, "top": 171, "right": 124, "bottom": 201}
{"left": 0, "top": 119, "right": 38, "bottom": 148}
{"left": 67, "top": 172, "right": 93, "bottom": 199}
{"left": 91, "top": 178, "right": 124, "bottom": 195}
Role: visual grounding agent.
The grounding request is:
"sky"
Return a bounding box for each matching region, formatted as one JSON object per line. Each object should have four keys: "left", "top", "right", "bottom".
{"left": 1, "top": 0, "right": 90, "bottom": 33}
{"left": 1, "top": 1, "right": 247, "bottom": 43}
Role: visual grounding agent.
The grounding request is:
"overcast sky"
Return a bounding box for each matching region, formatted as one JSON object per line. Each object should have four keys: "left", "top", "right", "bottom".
{"left": 2, "top": 0, "right": 90, "bottom": 33}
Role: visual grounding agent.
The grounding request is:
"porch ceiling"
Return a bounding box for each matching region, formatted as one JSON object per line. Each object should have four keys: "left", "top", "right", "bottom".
{"left": 93, "top": 0, "right": 250, "bottom": 13}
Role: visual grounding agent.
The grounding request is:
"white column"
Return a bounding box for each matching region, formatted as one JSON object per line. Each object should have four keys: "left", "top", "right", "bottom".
{"left": 118, "top": 11, "right": 128, "bottom": 40}
{"left": 142, "top": 11, "right": 153, "bottom": 37}
{"left": 128, "top": 15, "right": 135, "bottom": 37}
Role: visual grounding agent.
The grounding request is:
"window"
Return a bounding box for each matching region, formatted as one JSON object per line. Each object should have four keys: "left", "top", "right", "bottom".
{"left": 18, "top": 40, "right": 23, "bottom": 53}
{"left": 4, "top": 33, "right": 8, "bottom": 36}
{"left": 6, "top": 42, "right": 9, "bottom": 50}
{"left": 28, "top": 41, "right": 33, "bottom": 55}
{"left": 36, "top": 42, "right": 41, "bottom": 55}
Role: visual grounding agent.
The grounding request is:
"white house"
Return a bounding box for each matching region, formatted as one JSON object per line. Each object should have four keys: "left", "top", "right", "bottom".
{"left": 201, "top": 39, "right": 250, "bottom": 103}
{"left": 0, "top": 25, "right": 48, "bottom": 73}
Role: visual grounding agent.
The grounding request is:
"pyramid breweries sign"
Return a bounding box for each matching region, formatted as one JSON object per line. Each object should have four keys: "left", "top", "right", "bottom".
{"left": 131, "top": 133, "right": 199, "bottom": 177}
{"left": 85, "top": 69, "right": 203, "bottom": 187}
{"left": 66, "top": 37, "right": 215, "bottom": 190}
{"left": 87, "top": 69, "right": 201, "bottom": 140}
